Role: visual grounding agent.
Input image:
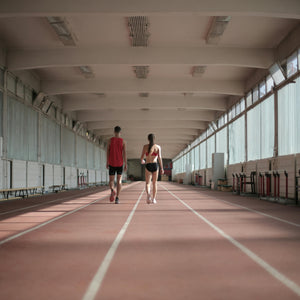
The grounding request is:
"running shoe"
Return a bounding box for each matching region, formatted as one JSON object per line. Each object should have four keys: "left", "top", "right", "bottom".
{"left": 152, "top": 198, "right": 157, "bottom": 204}
{"left": 110, "top": 189, "right": 116, "bottom": 202}
{"left": 115, "top": 197, "right": 119, "bottom": 204}
{"left": 146, "top": 194, "right": 151, "bottom": 204}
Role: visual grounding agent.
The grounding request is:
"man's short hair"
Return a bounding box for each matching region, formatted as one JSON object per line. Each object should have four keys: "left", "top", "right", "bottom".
{"left": 114, "top": 126, "right": 121, "bottom": 133}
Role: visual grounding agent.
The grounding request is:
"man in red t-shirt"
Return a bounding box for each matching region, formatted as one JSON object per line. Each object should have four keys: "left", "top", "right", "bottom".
{"left": 106, "top": 126, "right": 127, "bottom": 204}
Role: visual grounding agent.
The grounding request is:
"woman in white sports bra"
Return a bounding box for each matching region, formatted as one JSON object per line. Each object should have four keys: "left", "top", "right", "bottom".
{"left": 140, "top": 133, "right": 164, "bottom": 204}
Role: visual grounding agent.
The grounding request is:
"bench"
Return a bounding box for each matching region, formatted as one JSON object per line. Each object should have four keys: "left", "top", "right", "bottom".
{"left": 49, "top": 184, "right": 68, "bottom": 193}
{"left": 0, "top": 186, "right": 44, "bottom": 200}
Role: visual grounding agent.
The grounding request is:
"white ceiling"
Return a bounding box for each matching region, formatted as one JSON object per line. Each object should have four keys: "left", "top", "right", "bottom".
{"left": 0, "top": 0, "right": 299, "bottom": 159}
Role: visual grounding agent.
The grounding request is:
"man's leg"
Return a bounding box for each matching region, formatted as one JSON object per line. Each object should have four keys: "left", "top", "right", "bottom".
{"left": 116, "top": 174, "right": 122, "bottom": 198}
{"left": 109, "top": 171, "right": 116, "bottom": 202}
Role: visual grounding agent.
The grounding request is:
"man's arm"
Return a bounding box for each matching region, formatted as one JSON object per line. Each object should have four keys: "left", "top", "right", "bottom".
{"left": 123, "top": 140, "right": 127, "bottom": 171}
{"left": 106, "top": 139, "right": 110, "bottom": 169}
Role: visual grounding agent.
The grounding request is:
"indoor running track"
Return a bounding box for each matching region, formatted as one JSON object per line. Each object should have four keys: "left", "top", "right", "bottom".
{"left": 0, "top": 182, "right": 300, "bottom": 300}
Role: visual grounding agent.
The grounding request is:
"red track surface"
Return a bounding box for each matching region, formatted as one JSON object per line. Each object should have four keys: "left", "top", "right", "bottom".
{"left": 0, "top": 182, "right": 299, "bottom": 300}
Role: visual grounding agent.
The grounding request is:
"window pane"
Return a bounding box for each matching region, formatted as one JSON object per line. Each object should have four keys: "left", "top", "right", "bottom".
{"left": 246, "top": 91, "right": 252, "bottom": 107}
{"left": 247, "top": 105, "right": 260, "bottom": 161}
{"left": 0, "top": 68, "right": 4, "bottom": 88}
{"left": 207, "top": 135, "right": 215, "bottom": 168}
{"left": 200, "top": 141, "right": 206, "bottom": 169}
{"left": 0, "top": 91, "right": 2, "bottom": 137}
{"left": 261, "top": 95, "right": 275, "bottom": 159}
{"left": 259, "top": 81, "right": 266, "bottom": 98}
{"left": 17, "top": 80, "right": 24, "bottom": 99}
{"left": 240, "top": 98, "right": 245, "bottom": 112}
{"left": 253, "top": 86, "right": 259, "bottom": 103}
{"left": 229, "top": 116, "right": 245, "bottom": 164}
{"left": 266, "top": 75, "right": 274, "bottom": 93}
{"left": 195, "top": 145, "right": 200, "bottom": 170}
{"left": 269, "top": 63, "right": 285, "bottom": 85}
{"left": 7, "top": 73, "right": 16, "bottom": 93}
{"left": 278, "top": 77, "right": 300, "bottom": 155}
{"left": 287, "top": 51, "right": 298, "bottom": 78}
{"left": 216, "top": 127, "right": 227, "bottom": 165}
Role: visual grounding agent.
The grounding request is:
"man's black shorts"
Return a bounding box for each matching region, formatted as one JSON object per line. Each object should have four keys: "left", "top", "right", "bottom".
{"left": 109, "top": 165, "right": 123, "bottom": 176}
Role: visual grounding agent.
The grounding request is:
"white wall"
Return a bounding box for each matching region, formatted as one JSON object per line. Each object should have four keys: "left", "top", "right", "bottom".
{"left": 27, "top": 161, "right": 40, "bottom": 187}
{"left": 53, "top": 165, "right": 62, "bottom": 185}
{"left": 12, "top": 160, "right": 26, "bottom": 188}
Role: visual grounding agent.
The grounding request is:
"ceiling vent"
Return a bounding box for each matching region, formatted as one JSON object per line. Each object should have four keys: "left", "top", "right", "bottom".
{"left": 206, "top": 16, "right": 231, "bottom": 44}
{"left": 133, "top": 66, "right": 149, "bottom": 79}
{"left": 127, "top": 16, "right": 150, "bottom": 47}
{"left": 192, "top": 66, "right": 207, "bottom": 77}
{"left": 139, "top": 92, "right": 149, "bottom": 97}
{"left": 47, "top": 17, "right": 77, "bottom": 46}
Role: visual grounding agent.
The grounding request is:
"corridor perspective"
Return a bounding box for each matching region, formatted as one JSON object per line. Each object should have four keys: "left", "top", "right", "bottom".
{"left": 0, "top": 1, "right": 300, "bottom": 299}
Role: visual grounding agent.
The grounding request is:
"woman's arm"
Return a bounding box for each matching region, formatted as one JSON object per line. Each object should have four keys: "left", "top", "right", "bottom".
{"left": 140, "top": 145, "right": 146, "bottom": 164}
{"left": 158, "top": 146, "right": 164, "bottom": 174}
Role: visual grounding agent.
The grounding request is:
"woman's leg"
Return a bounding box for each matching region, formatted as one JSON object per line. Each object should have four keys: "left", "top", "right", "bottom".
{"left": 145, "top": 169, "right": 152, "bottom": 203}
{"left": 152, "top": 170, "right": 158, "bottom": 202}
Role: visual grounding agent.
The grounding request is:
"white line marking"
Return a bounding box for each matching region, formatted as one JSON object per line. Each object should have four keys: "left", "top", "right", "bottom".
{"left": 0, "top": 189, "right": 108, "bottom": 216}
{"left": 82, "top": 189, "right": 144, "bottom": 300}
{"left": 162, "top": 185, "right": 300, "bottom": 298}
{"left": 216, "top": 198, "right": 300, "bottom": 227}
{"left": 0, "top": 194, "right": 109, "bottom": 246}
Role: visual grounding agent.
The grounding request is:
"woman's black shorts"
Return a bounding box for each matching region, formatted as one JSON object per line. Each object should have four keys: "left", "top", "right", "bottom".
{"left": 145, "top": 163, "right": 158, "bottom": 173}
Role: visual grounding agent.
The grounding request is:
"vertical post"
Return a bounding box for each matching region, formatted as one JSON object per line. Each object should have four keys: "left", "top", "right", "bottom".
{"left": 274, "top": 90, "right": 278, "bottom": 158}
{"left": 2, "top": 69, "right": 8, "bottom": 189}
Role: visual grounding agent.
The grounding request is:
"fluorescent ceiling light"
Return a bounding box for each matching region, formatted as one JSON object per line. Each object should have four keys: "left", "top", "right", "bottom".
{"left": 192, "top": 66, "right": 206, "bottom": 77}
{"left": 133, "top": 66, "right": 149, "bottom": 79}
{"left": 206, "top": 16, "right": 231, "bottom": 44}
{"left": 269, "top": 63, "right": 285, "bottom": 85}
{"left": 47, "top": 17, "right": 77, "bottom": 46}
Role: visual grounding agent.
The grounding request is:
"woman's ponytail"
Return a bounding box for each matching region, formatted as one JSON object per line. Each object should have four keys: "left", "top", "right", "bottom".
{"left": 148, "top": 133, "right": 155, "bottom": 153}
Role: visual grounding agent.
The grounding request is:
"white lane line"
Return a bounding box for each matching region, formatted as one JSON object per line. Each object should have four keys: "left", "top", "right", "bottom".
{"left": 216, "top": 198, "right": 300, "bottom": 228}
{"left": 162, "top": 185, "right": 300, "bottom": 298}
{"left": 82, "top": 189, "right": 145, "bottom": 300}
{"left": 0, "top": 194, "right": 111, "bottom": 246}
{"left": 0, "top": 188, "right": 108, "bottom": 216}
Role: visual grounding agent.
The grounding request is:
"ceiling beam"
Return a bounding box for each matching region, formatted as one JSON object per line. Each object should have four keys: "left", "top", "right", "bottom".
{"left": 76, "top": 110, "right": 216, "bottom": 122}
{"left": 7, "top": 47, "right": 274, "bottom": 70}
{"left": 87, "top": 120, "right": 207, "bottom": 130}
{"left": 0, "top": 0, "right": 299, "bottom": 19}
{"left": 94, "top": 128, "right": 200, "bottom": 136}
{"left": 62, "top": 94, "right": 227, "bottom": 112}
{"left": 42, "top": 78, "right": 244, "bottom": 96}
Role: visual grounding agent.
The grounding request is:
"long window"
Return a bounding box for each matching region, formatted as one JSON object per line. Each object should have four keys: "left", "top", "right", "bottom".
{"left": 278, "top": 77, "right": 300, "bottom": 155}
{"left": 0, "top": 91, "right": 2, "bottom": 137}
{"left": 200, "top": 141, "right": 206, "bottom": 169}
{"left": 207, "top": 135, "right": 215, "bottom": 168}
{"left": 194, "top": 145, "right": 200, "bottom": 170}
{"left": 229, "top": 116, "right": 245, "bottom": 164}
{"left": 7, "top": 96, "right": 38, "bottom": 161}
{"left": 40, "top": 115, "right": 60, "bottom": 164}
{"left": 247, "top": 95, "right": 274, "bottom": 161}
{"left": 216, "top": 127, "right": 227, "bottom": 165}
